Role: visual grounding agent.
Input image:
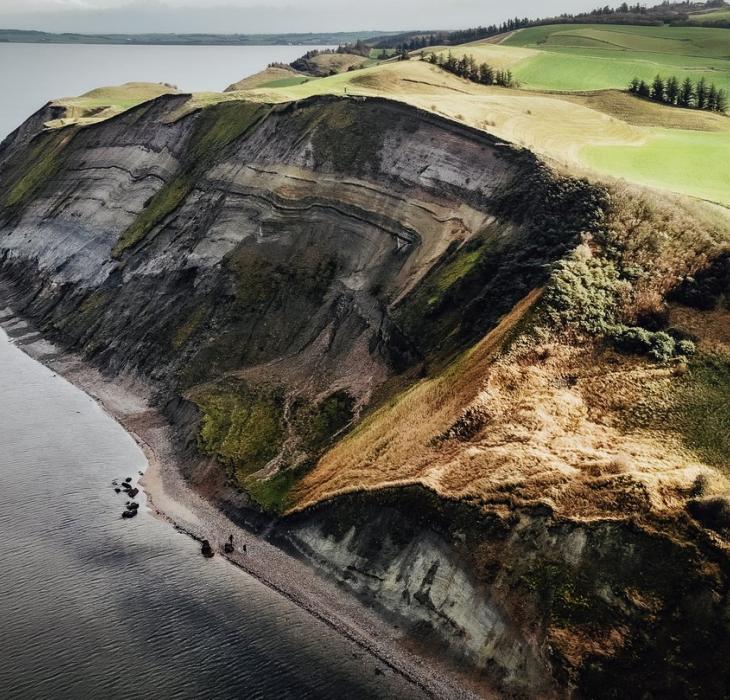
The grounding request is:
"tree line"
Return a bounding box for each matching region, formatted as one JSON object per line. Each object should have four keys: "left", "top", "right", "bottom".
{"left": 377, "top": 1, "right": 728, "bottom": 52}
{"left": 629, "top": 74, "right": 728, "bottom": 112}
{"left": 424, "top": 52, "right": 518, "bottom": 88}
{"left": 388, "top": 18, "right": 534, "bottom": 53}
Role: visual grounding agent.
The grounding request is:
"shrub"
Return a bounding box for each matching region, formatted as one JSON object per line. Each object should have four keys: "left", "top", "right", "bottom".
{"left": 648, "top": 331, "right": 676, "bottom": 362}
{"left": 607, "top": 326, "right": 693, "bottom": 362}
{"left": 687, "top": 496, "right": 730, "bottom": 532}
{"left": 611, "top": 325, "right": 654, "bottom": 354}
{"left": 543, "top": 248, "right": 625, "bottom": 334}
{"left": 677, "top": 339, "right": 697, "bottom": 357}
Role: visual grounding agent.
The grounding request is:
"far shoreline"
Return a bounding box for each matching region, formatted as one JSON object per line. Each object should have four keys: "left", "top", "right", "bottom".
{"left": 0, "top": 29, "right": 396, "bottom": 47}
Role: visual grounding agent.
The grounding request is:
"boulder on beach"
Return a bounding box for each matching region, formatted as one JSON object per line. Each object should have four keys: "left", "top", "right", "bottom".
{"left": 201, "top": 540, "right": 214, "bottom": 558}
{"left": 224, "top": 542, "right": 234, "bottom": 554}
{"left": 121, "top": 509, "right": 137, "bottom": 519}
{"left": 124, "top": 477, "right": 132, "bottom": 483}
{"left": 127, "top": 487, "right": 139, "bottom": 498}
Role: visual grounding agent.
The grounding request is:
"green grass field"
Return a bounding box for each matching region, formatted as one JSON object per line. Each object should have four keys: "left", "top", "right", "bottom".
{"left": 582, "top": 128, "right": 730, "bottom": 205}
{"left": 502, "top": 24, "right": 730, "bottom": 92}
{"left": 55, "top": 82, "right": 178, "bottom": 112}
{"left": 46, "top": 82, "right": 179, "bottom": 127}
{"left": 257, "top": 75, "right": 315, "bottom": 88}
{"left": 505, "top": 24, "right": 730, "bottom": 57}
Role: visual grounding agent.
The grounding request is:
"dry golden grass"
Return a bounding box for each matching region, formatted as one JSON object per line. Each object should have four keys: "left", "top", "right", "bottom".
{"left": 291, "top": 289, "right": 543, "bottom": 509}
{"left": 190, "top": 172, "right": 726, "bottom": 518}
{"left": 224, "top": 65, "right": 303, "bottom": 91}
{"left": 669, "top": 305, "right": 730, "bottom": 355}
{"left": 305, "top": 52, "right": 367, "bottom": 75}
{"left": 292, "top": 286, "right": 728, "bottom": 520}
{"left": 559, "top": 90, "right": 730, "bottom": 132}
{"left": 414, "top": 43, "right": 539, "bottom": 71}
{"left": 246, "top": 61, "right": 646, "bottom": 164}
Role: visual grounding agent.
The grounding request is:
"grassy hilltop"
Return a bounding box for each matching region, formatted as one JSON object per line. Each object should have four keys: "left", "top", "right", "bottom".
{"left": 40, "top": 19, "right": 729, "bottom": 207}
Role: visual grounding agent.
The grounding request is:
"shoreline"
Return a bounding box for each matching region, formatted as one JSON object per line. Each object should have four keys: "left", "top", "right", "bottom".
{"left": 0, "top": 308, "right": 486, "bottom": 700}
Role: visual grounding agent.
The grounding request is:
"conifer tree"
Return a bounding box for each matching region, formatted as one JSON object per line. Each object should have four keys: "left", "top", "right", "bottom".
{"left": 466, "top": 54, "right": 478, "bottom": 81}
{"left": 716, "top": 89, "right": 728, "bottom": 113}
{"left": 651, "top": 74, "right": 665, "bottom": 102}
{"left": 679, "top": 77, "right": 694, "bottom": 108}
{"left": 707, "top": 84, "right": 719, "bottom": 112}
{"left": 696, "top": 80, "right": 704, "bottom": 109}
{"left": 665, "top": 76, "right": 679, "bottom": 105}
{"left": 479, "top": 63, "right": 494, "bottom": 85}
{"left": 445, "top": 51, "right": 457, "bottom": 72}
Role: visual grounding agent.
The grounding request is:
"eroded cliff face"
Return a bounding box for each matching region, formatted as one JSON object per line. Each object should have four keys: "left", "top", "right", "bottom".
{"left": 279, "top": 486, "right": 730, "bottom": 700}
{"left": 0, "top": 94, "right": 586, "bottom": 487}
{"left": 2, "top": 93, "right": 729, "bottom": 699}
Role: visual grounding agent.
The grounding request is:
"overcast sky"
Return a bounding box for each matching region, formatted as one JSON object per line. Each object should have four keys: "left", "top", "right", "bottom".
{"left": 0, "top": 0, "right": 610, "bottom": 34}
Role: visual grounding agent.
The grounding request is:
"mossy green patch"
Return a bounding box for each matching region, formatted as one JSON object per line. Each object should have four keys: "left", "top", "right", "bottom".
{"left": 172, "top": 305, "right": 207, "bottom": 350}
{"left": 676, "top": 354, "right": 730, "bottom": 470}
{"left": 245, "top": 461, "right": 313, "bottom": 514}
{"left": 179, "top": 247, "right": 338, "bottom": 387}
{"left": 520, "top": 561, "right": 614, "bottom": 627}
{"left": 395, "top": 169, "right": 608, "bottom": 369}
{"left": 2, "top": 128, "right": 77, "bottom": 211}
{"left": 113, "top": 176, "right": 190, "bottom": 257}
{"left": 113, "top": 100, "right": 271, "bottom": 257}
{"left": 292, "top": 390, "right": 355, "bottom": 453}
{"left": 242, "top": 391, "right": 353, "bottom": 513}
{"left": 191, "top": 380, "right": 285, "bottom": 482}
{"left": 394, "top": 224, "right": 538, "bottom": 368}
{"left": 395, "top": 234, "right": 496, "bottom": 363}
{"left": 230, "top": 249, "right": 336, "bottom": 309}
{"left": 78, "top": 290, "right": 111, "bottom": 316}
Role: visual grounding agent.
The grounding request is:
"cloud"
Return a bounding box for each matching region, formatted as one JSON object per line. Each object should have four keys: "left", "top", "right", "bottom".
{"left": 0, "top": 0, "right": 606, "bottom": 33}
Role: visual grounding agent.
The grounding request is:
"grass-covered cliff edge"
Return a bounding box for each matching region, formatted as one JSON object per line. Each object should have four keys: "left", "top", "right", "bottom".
{"left": 1, "top": 85, "right": 729, "bottom": 698}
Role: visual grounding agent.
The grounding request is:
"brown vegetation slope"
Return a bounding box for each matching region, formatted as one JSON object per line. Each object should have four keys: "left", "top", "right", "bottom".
{"left": 293, "top": 187, "right": 730, "bottom": 528}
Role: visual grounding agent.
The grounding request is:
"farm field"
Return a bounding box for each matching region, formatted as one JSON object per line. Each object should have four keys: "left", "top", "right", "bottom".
{"left": 505, "top": 24, "right": 730, "bottom": 56}
{"left": 583, "top": 128, "right": 730, "bottom": 205}
{"left": 501, "top": 24, "right": 730, "bottom": 92}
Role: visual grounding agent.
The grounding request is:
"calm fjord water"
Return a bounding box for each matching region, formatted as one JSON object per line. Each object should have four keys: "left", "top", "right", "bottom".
{"left": 0, "top": 43, "right": 333, "bottom": 139}
{"left": 0, "top": 329, "right": 422, "bottom": 699}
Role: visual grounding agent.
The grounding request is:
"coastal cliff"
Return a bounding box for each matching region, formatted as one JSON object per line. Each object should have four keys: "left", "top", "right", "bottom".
{"left": 1, "top": 90, "right": 729, "bottom": 698}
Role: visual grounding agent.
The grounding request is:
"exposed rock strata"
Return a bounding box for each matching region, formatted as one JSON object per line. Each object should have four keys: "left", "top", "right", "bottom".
{"left": 2, "top": 93, "right": 728, "bottom": 698}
